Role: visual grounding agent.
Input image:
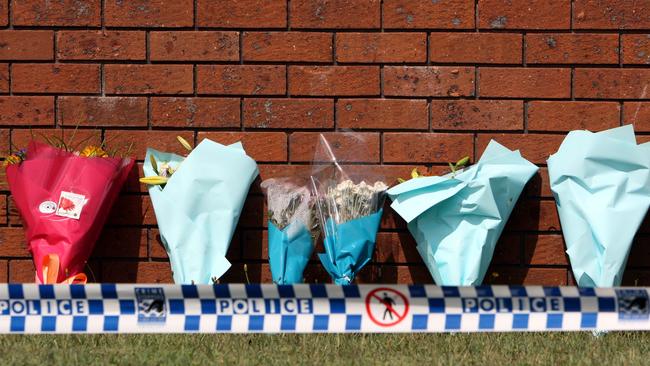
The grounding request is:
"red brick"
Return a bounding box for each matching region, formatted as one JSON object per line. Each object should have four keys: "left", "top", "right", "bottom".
{"left": 527, "top": 101, "right": 620, "bottom": 132}
{"left": 151, "top": 97, "right": 240, "bottom": 128}
{"left": 623, "top": 102, "right": 650, "bottom": 132}
{"left": 291, "top": 0, "right": 380, "bottom": 29}
{"left": 243, "top": 98, "right": 333, "bottom": 129}
{"left": 94, "top": 228, "right": 147, "bottom": 259}
{"left": 477, "top": 133, "right": 564, "bottom": 164}
{"left": 525, "top": 234, "right": 568, "bottom": 265}
{"left": 105, "top": 65, "right": 193, "bottom": 95}
{"left": 383, "top": 0, "right": 474, "bottom": 29}
{"left": 12, "top": 64, "right": 100, "bottom": 94}
{"left": 383, "top": 133, "right": 473, "bottom": 164}
{"left": 12, "top": 0, "right": 100, "bottom": 26}
{"left": 383, "top": 66, "right": 475, "bottom": 97}
{"left": 289, "top": 132, "right": 380, "bottom": 163}
{"left": 102, "top": 261, "right": 173, "bottom": 283}
{"left": 622, "top": 34, "right": 650, "bottom": 65}
{"left": 103, "top": 130, "right": 194, "bottom": 158}
{"left": 10, "top": 129, "right": 101, "bottom": 154}
{"left": 377, "top": 265, "right": 433, "bottom": 284}
{"left": 289, "top": 66, "right": 379, "bottom": 96}
{"left": 0, "top": 260, "right": 7, "bottom": 282}
{"left": 527, "top": 168, "right": 553, "bottom": 198}
{"left": 478, "top": 0, "right": 570, "bottom": 29}
{"left": 198, "top": 132, "right": 287, "bottom": 163}
{"left": 0, "top": 228, "right": 29, "bottom": 257}
{"left": 9, "top": 260, "right": 35, "bottom": 283}
{"left": 375, "top": 232, "right": 420, "bottom": 264}
{"left": 429, "top": 33, "right": 521, "bottom": 63}
{"left": 507, "top": 200, "right": 562, "bottom": 232}
{"left": 57, "top": 31, "right": 146, "bottom": 60}
{"left": 0, "top": 169, "right": 7, "bottom": 190}
{"left": 337, "top": 99, "right": 428, "bottom": 130}
{"left": 257, "top": 164, "right": 312, "bottom": 185}
{"left": 222, "top": 262, "right": 274, "bottom": 284}
{"left": 241, "top": 230, "right": 267, "bottom": 261}
{"left": 0, "top": 96, "right": 54, "bottom": 126}
{"left": 104, "top": 0, "right": 192, "bottom": 27}
{"left": 243, "top": 32, "right": 332, "bottom": 62}
{"left": 431, "top": 100, "right": 523, "bottom": 131}
{"left": 197, "top": 0, "right": 286, "bottom": 28}
{"left": 107, "top": 195, "right": 156, "bottom": 226}
{"left": 0, "top": 66, "right": 11, "bottom": 93}
{"left": 150, "top": 31, "right": 239, "bottom": 61}
{"left": 149, "top": 229, "right": 167, "bottom": 259}
{"left": 574, "top": 69, "right": 650, "bottom": 99}
{"left": 122, "top": 162, "right": 148, "bottom": 194}
{"left": 574, "top": 1, "right": 650, "bottom": 29}
{"left": 0, "top": 31, "right": 53, "bottom": 60}
{"left": 58, "top": 97, "right": 147, "bottom": 127}
{"left": 0, "top": 63, "right": 7, "bottom": 92}
{"left": 526, "top": 33, "right": 618, "bottom": 64}
{"left": 0, "top": 0, "right": 6, "bottom": 26}
{"left": 336, "top": 33, "right": 426, "bottom": 63}
{"left": 0, "top": 196, "right": 5, "bottom": 225}
{"left": 492, "top": 234, "right": 522, "bottom": 265}
{"left": 239, "top": 195, "right": 266, "bottom": 228}
{"left": 197, "top": 65, "right": 285, "bottom": 95}
{"left": 479, "top": 68, "right": 570, "bottom": 98}
{"left": 486, "top": 267, "right": 567, "bottom": 286}
{"left": 0, "top": 128, "right": 8, "bottom": 155}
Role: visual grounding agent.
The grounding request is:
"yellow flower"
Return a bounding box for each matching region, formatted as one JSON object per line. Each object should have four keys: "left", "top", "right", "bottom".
{"left": 3, "top": 155, "right": 22, "bottom": 167}
{"left": 80, "top": 145, "right": 108, "bottom": 158}
{"left": 139, "top": 176, "right": 169, "bottom": 185}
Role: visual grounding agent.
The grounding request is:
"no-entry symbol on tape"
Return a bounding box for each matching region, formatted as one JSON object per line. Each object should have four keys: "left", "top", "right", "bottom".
{"left": 365, "top": 287, "right": 410, "bottom": 327}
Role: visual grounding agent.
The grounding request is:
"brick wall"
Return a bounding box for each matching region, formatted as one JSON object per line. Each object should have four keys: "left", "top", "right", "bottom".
{"left": 0, "top": 0, "right": 648, "bottom": 285}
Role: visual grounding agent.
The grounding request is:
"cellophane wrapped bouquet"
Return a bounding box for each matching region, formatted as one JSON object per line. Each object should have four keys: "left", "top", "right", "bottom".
{"left": 310, "top": 133, "right": 387, "bottom": 285}
{"left": 5, "top": 134, "right": 134, "bottom": 283}
{"left": 261, "top": 178, "right": 319, "bottom": 284}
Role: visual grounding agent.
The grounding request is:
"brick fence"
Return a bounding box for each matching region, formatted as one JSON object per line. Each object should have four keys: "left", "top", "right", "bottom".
{"left": 0, "top": 0, "right": 648, "bottom": 285}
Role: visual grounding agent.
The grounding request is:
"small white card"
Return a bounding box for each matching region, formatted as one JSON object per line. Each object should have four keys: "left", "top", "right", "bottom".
{"left": 55, "top": 191, "right": 87, "bottom": 220}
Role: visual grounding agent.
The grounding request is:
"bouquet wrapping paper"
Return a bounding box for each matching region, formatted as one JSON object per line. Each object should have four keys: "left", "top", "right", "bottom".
{"left": 548, "top": 125, "right": 650, "bottom": 287}
{"left": 387, "top": 140, "right": 538, "bottom": 286}
{"left": 6, "top": 141, "right": 134, "bottom": 283}
{"left": 144, "top": 139, "right": 258, "bottom": 284}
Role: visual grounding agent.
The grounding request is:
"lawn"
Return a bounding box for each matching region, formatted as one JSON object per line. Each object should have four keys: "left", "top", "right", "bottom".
{"left": 0, "top": 332, "right": 648, "bottom": 365}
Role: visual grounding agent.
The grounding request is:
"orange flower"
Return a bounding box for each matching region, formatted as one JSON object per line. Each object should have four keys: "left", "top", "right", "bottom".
{"left": 3, "top": 154, "right": 22, "bottom": 167}
{"left": 80, "top": 145, "right": 108, "bottom": 158}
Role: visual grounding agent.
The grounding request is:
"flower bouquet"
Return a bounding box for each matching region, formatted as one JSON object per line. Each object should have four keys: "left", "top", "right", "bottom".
{"left": 548, "top": 125, "right": 650, "bottom": 287}
{"left": 310, "top": 134, "right": 387, "bottom": 285}
{"left": 387, "top": 140, "right": 538, "bottom": 285}
{"left": 5, "top": 134, "right": 134, "bottom": 283}
{"left": 261, "top": 178, "right": 319, "bottom": 284}
{"left": 142, "top": 136, "right": 259, "bottom": 284}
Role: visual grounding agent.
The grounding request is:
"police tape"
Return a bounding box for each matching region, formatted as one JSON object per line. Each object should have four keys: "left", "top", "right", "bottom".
{"left": 0, "top": 283, "right": 648, "bottom": 333}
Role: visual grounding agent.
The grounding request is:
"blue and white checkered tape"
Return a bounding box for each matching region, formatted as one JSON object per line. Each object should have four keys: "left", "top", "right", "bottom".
{"left": 0, "top": 284, "right": 648, "bottom": 333}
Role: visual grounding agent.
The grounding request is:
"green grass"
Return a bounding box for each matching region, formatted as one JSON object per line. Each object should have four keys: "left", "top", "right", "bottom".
{"left": 0, "top": 332, "right": 649, "bottom": 365}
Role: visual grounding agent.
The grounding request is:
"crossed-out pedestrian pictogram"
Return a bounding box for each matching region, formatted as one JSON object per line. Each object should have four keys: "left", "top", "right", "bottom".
{"left": 365, "top": 287, "right": 410, "bottom": 327}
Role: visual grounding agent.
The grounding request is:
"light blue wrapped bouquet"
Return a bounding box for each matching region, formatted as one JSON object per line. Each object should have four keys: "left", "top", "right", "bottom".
{"left": 142, "top": 138, "right": 259, "bottom": 284}
{"left": 387, "top": 140, "right": 538, "bottom": 286}
{"left": 310, "top": 133, "right": 387, "bottom": 285}
{"left": 548, "top": 125, "right": 650, "bottom": 287}
{"left": 261, "top": 178, "right": 319, "bottom": 285}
